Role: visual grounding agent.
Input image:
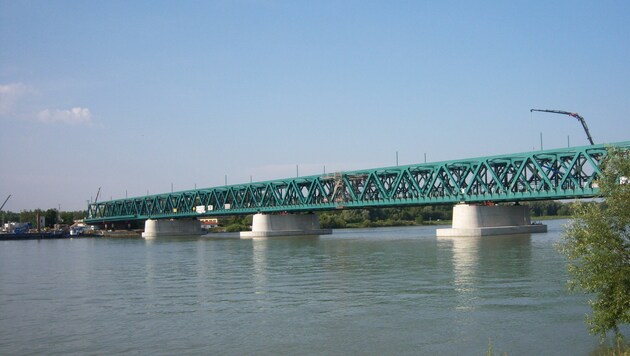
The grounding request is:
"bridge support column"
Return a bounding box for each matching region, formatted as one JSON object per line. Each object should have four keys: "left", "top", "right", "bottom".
{"left": 240, "top": 213, "right": 332, "bottom": 238}
{"left": 436, "top": 203, "right": 547, "bottom": 237}
{"left": 141, "top": 219, "right": 202, "bottom": 239}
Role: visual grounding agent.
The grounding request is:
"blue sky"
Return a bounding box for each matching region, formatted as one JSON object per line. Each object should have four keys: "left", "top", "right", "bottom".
{"left": 1, "top": 0, "right": 629, "bottom": 211}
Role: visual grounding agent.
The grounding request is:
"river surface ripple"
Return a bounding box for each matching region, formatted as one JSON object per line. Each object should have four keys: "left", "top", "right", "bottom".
{"left": 0, "top": 219, "right": 617, "bottom": 355}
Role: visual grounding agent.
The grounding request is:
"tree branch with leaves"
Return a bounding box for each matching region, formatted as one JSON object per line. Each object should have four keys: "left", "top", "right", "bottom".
{"left": 558, "top": 147, "right": 630, "bottom": 341}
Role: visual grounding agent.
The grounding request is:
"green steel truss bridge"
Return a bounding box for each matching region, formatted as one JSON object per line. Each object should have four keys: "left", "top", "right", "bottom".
{"left": 85, "top": 141, "right": 630, "bottom": 224}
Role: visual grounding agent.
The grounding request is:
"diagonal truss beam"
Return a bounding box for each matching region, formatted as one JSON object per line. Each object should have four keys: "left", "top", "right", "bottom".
{"left": 86, "top": 141, "right": 629, "bottom": 223}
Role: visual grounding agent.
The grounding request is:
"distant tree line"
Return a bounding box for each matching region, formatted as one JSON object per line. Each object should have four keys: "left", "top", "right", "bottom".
{"left": 527, "top": 200, "right": 576, "bottom": 217}
{"left": 206, "top": 200, "right": 582, "bottom": 232}
{"left": 1, "top": 210, "right": 87, "bottom": 228}
{"left": 319, "top": 200, "right": 579, "bottom": 229}
{"left": 318, "top": 206, "right": 452, "bottom": 229}
{"left": 221, "top": 214, "right": 254, "bottom": 232}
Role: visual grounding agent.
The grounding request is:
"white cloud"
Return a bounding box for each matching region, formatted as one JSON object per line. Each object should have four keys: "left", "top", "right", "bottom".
{"left": 1, "top": 82, "right": 95, "bottom": 126}
{"left": 37, "top": 107, "right": 93, "bottom": 125}
{"left": 0, "top": 82, "right": 29, "bottom": 114}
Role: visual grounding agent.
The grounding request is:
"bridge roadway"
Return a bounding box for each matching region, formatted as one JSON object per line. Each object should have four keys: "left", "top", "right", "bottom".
{"left": 85, "top": 141, "right": 630, "bottom": 224}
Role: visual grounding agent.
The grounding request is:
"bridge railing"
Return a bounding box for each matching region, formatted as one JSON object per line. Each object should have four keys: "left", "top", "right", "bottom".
{"left": 85, "top": 141, "right": 630, "bottom": 223}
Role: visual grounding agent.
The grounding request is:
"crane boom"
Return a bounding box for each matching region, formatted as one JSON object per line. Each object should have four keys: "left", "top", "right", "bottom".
{"left": 94, "top": 187, "right": 101, "bottom": 204}
{"left": 530, "top": 109, "right": 594, "bottom": 145}
{"left": 0, "top": 195, "right": 11, "bottom": 211}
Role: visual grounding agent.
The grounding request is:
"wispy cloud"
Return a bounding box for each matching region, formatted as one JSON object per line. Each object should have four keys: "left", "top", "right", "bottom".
{"left": 1, "top": 82, "right": 96, "bottom": 126}
{"left": 0, "top": 82, "right": 29, "bottom": 114}
{"left": 37, "top": 107, "right": 93, "bottom": 125}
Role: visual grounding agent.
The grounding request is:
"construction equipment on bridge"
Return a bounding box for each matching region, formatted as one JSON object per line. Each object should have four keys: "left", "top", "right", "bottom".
{"left": 530, "top": 109, "right": 595, "bottom": 145}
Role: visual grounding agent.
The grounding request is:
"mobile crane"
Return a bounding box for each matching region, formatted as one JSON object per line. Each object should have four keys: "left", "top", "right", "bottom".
{"left": 530, "top": 109, "right": 594, "bottom": 145}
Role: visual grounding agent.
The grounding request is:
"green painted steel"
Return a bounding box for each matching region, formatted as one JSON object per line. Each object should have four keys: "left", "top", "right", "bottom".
{"left": 85, "top": 141, "right": 630, "bottom": 224}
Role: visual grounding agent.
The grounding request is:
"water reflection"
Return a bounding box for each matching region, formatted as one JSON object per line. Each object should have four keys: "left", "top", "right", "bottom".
{"left": 438, "top": 236, "right": 481, "bottom": 312}
{"left": 251, "top": 235, "right": 322, "bottom": 293}
{"left": 143, "top": 235, "right": 204, "bottom": 245}
{"left": 251, "top": 237, "right": 269, "bottom": 295}
{"left": 438, "top": 234, "right": 533, "bottom": 312}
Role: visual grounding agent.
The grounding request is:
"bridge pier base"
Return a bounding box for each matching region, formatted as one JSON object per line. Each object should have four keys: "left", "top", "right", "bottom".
{"left": 240, "top": 213, "right": 332, "bottom": 238}
{"left": 141, "top": 219, "right": 202, "bottom": 239}
{"left": 436, "top": 203, "right": 547, "bottom": 237}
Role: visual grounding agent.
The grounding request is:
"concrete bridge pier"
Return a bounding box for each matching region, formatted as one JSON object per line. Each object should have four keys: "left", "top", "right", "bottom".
{"left": 240, "top": 213, "right": 332, "bottom": 238}
{"left": 436, "top": 203, "right": 547, "bottom": 237}
{"left": 141, "top": 219, "right": 202, "bottom": 239}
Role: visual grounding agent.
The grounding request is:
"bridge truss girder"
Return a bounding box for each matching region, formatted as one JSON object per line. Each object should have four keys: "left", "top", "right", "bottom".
{"left": 86, "top": 142, "right": 630, "bottom": 223}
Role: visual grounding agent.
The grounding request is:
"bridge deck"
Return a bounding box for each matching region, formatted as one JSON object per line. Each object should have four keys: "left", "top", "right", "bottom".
{"left": 85, "top": 141, "right": 630, "bottom": 223}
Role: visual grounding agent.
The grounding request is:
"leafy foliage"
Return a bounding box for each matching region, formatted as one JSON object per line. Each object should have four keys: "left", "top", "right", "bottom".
{"left": 528, "top": 200, "right": 574, "bottom": 217}
{"left": 318, "top": 206, "right": 452, "bottom": 229}
{"left": 559, "top": 147, "right": 630, "bottom": 341}
{"left": 214, "top": 215, "right": 253, "bottom": 232}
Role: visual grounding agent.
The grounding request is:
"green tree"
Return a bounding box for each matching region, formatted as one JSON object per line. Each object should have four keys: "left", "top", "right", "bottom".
{"left": 19, "top": 209, "right": 41, "bottom": 228}
{"left": 73, "top": 210, "right": 88, "bottom": 221}
{"left": 557, "top": 203, "right": 573, "bottom": 217}
{"left": 558, "top": 147, "right": 630, "bottom": 341}
{"left": 60, "top": 212, "right": 75, "bottom": 224}
{"left": 44, "top": 209, "right": 58, "bottom": 227}
{"left": 1, "top": 211, "right": 19, "bottom": 224}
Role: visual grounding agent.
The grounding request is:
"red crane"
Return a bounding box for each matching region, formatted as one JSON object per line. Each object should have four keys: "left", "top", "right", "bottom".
{"left": 530, "top": 109, "right": 594, "bottom": 145}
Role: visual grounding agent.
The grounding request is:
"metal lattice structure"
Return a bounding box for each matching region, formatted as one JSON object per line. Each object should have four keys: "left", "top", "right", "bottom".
{"left": 85, "top": 141, "right": 630, "bottom": 224}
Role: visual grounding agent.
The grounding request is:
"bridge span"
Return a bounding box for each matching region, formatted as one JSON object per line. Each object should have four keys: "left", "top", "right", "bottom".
{"left": 85, "top": 141, "right": 630, "bottom": 237}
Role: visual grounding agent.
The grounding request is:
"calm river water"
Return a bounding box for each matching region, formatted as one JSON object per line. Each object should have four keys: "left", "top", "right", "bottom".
{"left": 0, "top": 219, "right": 613, "bottom": 355}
